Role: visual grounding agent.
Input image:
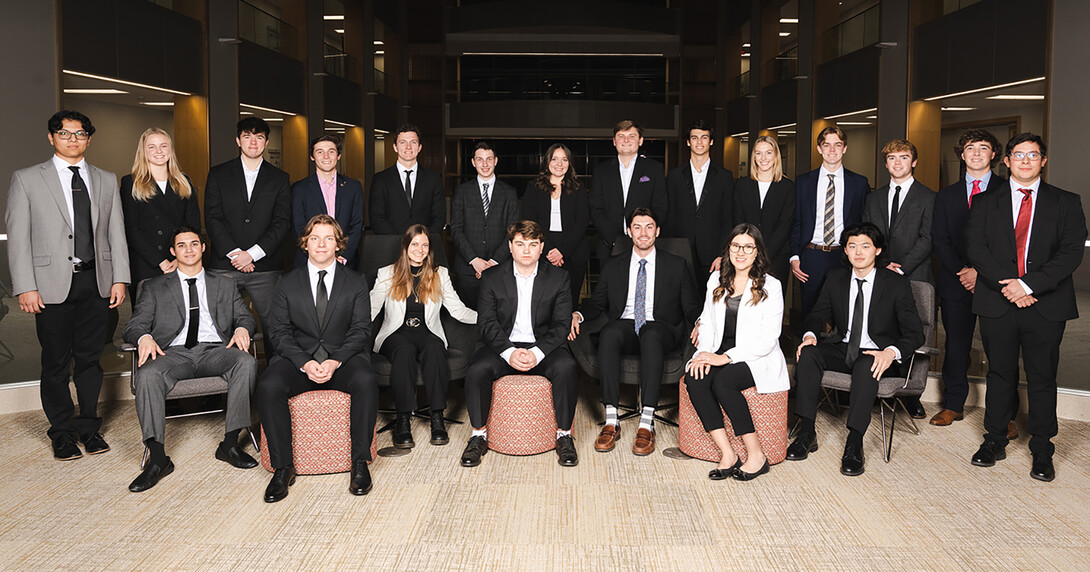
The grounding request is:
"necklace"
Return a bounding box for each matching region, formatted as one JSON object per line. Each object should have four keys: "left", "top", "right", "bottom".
{"left": 410, "top": 266, "right": 425, "bottom": 278}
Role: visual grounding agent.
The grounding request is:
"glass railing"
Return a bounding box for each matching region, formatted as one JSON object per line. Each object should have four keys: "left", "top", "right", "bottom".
{"left": 373, "top": 69, "right": 386, "bottom": 94}
{"left": 833, "top": 4, "right": 880, "bottom": 58}
{"left": 238, "top": 1, "right": 300, "bottom": 56}
{"left": 728, "top": 71, "right": 751, "bottom": 99}
{"left": 772, "top": 47, "right": 798, "bottom": 83}
{"left": 324, "top": 47, "right": 362, "bottom": 84}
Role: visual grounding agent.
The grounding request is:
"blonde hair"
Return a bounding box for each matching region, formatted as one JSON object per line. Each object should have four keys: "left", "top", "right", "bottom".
{"left": 750, "top": 135, "right": 784, "bottom": 182}
{"left": 389, "top": 225, "right": 441, "bottom": 304}
{"left": 130, "top": 128, "right": 192, "bottom": 202}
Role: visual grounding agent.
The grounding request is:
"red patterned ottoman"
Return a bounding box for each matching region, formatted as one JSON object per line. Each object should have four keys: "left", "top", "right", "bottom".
{"left": 486, "top": 375, "right": 558, "bottom": 455}
{"left": 260, "top": 389, "right": 378, "bottom": 474}
{"left": 677, "top": 377, "right": 788, "bottom": 464}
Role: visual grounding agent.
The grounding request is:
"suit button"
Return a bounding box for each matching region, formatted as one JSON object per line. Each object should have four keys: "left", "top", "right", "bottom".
{"left": 245, "top": 218, "right": 251, "bottom": 223}
{"left": 68, "top": 235, "right": 73, "bottom": 239}
{"left": 157, "top": 246, "right": 163, "bottom": 250}
{"left": 157, "top": 230, "right": 163, "bottom": 235}
{"left": 68, "top": 256, "right": 73, "bottom": 261}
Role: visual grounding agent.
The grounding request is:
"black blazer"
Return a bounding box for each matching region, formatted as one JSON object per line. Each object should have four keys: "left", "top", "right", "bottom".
{"left": 803, "top": 267, "right": 924, "bottom": 360}
{"left": 368, "top": 164, "right": 445, "bottom": 235}
{"left": 119, "top": 174, "right": 202, "bottom": 287}
{"left": 477, "top": 260, "right": 572, "bottom": 358}
{"left": 665, "top": 161, "right": 735, "bottom": 272}
{"left": 578, "top": 249, "right": 701, "bottom": 341}
{"left": 791, "top": 167, "right": 870, "bottom": 257}
{"left": 266, "top": 266, "right": 373, "bottom": 369}
{"left": 733, "top": 177, "right": 796, "bottom": 283}
{"left": 863, "top": 180, "right": 935, "bottom": 283}
{"left": 932, "top": 174, "right": 1006, "bottom": 300}
{"left": 450, "top": 177, "right": 518, "bottom": 271}
{"left": 589, "top": 156, "right": 668, "bottom": 248}
{"left": 521, "top": 181, "right": 591, "bottom": 260}
{"left": 203, "top": 158, "right": 292, "bottom": 273}
{"left": 291, "top": 173, "right": 365, "bottom": 270}
{"left": 966, "top": 181, "right": 1086, "bottom": 321}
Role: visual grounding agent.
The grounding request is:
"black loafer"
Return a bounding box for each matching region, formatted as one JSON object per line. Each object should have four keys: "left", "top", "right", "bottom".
{"left": 461, "top": 435, "right": 488, "bottom": 467}
{"left": 128, "top": 458, "right": 174, "bottom": 493}
{"left": 556, "top": 435, "right": 578, "bottom": 467}
{"left": 840, "top": 441, "right": 865, "bottom": 477}
{"left": 392, "top": 413, "right": 415, "bottom": 449}
{"left": 216, "top": 444, "right": 258, "bottom": 469}
{"left": 79, "top": 432, "right": 110, "bottom": 455}
{"left": 349, "top": 460, "right": 373, "bottom": 495}
{"left": 902, "top": 397, "right": 926, "bottom": 419}
{"left": 971, "top": 440, "right": 1007, "bottom": 467}
{"left": 708, "top": 458, "right": 742, "bottom": 481}
{"left": 1030, "top": 454, "right": 1055, "bottom": 482}
{"left": 785, "top": 432, "right": 818, "bottom": 461}
{"left": 52, "top": 434, "right": 83, "bottom": 461}
{"left": 430, "top": 411, "right": 449, "bottom": 446}
{"left": 264, "top": 465, "right": 296, "bottom": 503}
{"left": 732, "top": 459, "right": 771, "bottom": 481}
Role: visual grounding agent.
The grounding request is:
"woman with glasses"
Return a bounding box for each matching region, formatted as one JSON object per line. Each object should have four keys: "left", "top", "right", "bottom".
{"left": 733, "top": 135, "right": 795, "bottom": 286}
{"left": 370, "top": 224, "right": 477, "bottom": 449}
{"left": 684, "top": 223, "right": 789, "bottom": 481}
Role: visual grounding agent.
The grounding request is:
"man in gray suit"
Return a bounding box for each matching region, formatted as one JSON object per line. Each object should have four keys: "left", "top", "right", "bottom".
{"left": 6, "top": 110, "right": 129, "bottom": 461}
{"left": 122, "top": 227, "right": 258, "bottom": 492}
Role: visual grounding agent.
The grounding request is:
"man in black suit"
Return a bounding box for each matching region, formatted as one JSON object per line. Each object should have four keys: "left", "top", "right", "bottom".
{"left": 257, "top": 215, "right": 379, "bottom": 501}
{"left": 291, "top": 135, "right": 364, "bottom": 270}
{"left": 450, "top": 141, "right": 518, "bottom": 309}
{"left": 790, "top": 126, "right": 871, "bottom": 317}
{"left": 589, "top": 119, "right": 668, "bottom": 263}
{"left": 460, "top": 220, "right": 579, "bottom": 468}
{"left": 786, "top": 223, "right": 923, "bottom": 476}
{"left": 122, "top": 227, "right": 258, "bottom": 492}
{"left": 368, "top": 123, "right": 445, "bottom": 235}
{"left": 570, "top": 207, "right": 699, "bottom": 456}
{"left": 966, "top": 133, "right": 1086, "bottom": 482}
{"left": 203, "top": 117, "right": 291, "bottom": 344}
{"left": 665, "top": 119, "right": 735, "bottom": 278}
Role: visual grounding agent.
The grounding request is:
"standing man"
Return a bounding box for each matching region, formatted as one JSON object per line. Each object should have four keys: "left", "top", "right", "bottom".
{"left": 966, "top": 133, "right": 1086, "bottom": 482}
{"left": 6, "top": 110, "right": 128, "bottom": 460}
{"left": 790, "top": 126, "right": 870, "bottom": 317}
{"left": 450, "top": 141, "right": 518, "bottom": 308}
{"left": 589, "top": 119, "right": 668, "bottom": 263}
{"left": 369, "top": 123, "right": 446, "bottom": 235}
{"left": 291, "top": 135, "right": 365, "bottom": 270}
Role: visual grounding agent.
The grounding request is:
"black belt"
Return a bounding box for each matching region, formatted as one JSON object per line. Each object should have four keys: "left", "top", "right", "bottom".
{"left": 73, "top": 259, "right": 95, "bottom": 273}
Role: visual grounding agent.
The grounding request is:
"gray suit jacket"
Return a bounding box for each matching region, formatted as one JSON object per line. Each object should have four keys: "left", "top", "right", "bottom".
{"left": 6, "top": 159, "right": 129, "bottom": 302}
{"left": 863, "top": 180, "right": 935, "bottom": 283}
{"left": 123, "top": 271, "right": 256, "bottom": 348}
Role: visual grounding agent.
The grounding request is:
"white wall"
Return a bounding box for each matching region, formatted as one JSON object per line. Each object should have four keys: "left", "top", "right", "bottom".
{"left": 60, "top": 96, "right": 174, "bottom": 181}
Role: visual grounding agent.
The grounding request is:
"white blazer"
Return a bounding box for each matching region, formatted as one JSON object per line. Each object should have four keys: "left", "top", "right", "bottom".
{"left": 370, "top": 265, "right": 477, "bottom": 351}
{"left": 689, "top": 273, "right": 789, "bottom": 393}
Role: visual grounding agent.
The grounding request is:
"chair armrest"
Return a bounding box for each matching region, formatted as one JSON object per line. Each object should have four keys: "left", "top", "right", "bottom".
{"left": 914, "top": 346, "right": 940, "bottom": 357}
{"left": 120, "top": 343, "right": 136, "bottom": 352}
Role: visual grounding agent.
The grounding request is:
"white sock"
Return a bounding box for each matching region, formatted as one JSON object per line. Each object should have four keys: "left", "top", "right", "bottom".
{"left": 639, "top": 406, "right": 655, "bottom": 432}
{"left": 472, "top": 428, "right": 487, "bottom": 438}
{"left": 605, "top": 405, "right": 618, "bottom": 427}
{"left": 557, "top": 429, "right": 571, "bottom": 438}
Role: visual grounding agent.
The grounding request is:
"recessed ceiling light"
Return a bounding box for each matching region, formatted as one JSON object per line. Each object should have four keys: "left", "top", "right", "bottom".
{"left": 985, "top": 95, "right": 1044, "bottom": 100}
{"left": 941, "top": 106, "right": 977, "bottom": 111}
{"left": 240, "top": 103, "right": 296, "bottom": 116}
{"left": 742, "top": 43, "right": 751, "bottom": 48}
{"left": 376, "top": 50, "right": 385, "bottom": 55}
{"left": 780, "top": 18, "right": 799, "bottom": 24}
{"left": 836, "top": 121, "right": 872, "bottom": 126}
{"left": 62, "top": 70, "right": 190, "bottom": 95}
{"left": 63, "top": 89, "right": 128, "bottom": 94}
{"left": 334, "top": 28, "right": 344, "bottom": 34}
{"left": 779, "top": 32, "right": 791, "bottom": 36}
{"left": 325, "top": 119, "right": 356, "bottom": 128}
{"left": 823, "top": 107, "right": 877, "bottom": 120}
{"left": 374, "top": 40, "right": 384, "bottom": 45}
{"left": 865, "top": 115, "right": 877, "bottom": 119}
{"left": 324, "top": 15, "right": 344, "bottom": 20}
{"left": 769, "top": 122, "right": 796, "bottom": 130}
{"left": 262, "top": 117, "right": 283, "bottom": 122}
{"left": 923, "top": 76, "right": 1045, "bottom": 101}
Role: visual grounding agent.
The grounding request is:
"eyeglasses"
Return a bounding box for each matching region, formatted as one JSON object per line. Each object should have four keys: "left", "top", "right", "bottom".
{"left": 54, "top": 130, "right": 89, "bottom": 141}
{"left": 1010, "top": 152, "right": 1043, "bottom": 161}
{"left": 729, "top": 243, "right": 757, "bottom": 254}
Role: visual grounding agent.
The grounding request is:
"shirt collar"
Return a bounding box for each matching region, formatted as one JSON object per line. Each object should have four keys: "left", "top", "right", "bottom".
{"left": 513, "top": 261, "right": 538, "bottom": 280}
{"left": 398, "top": 161, "right": 417, "bottom": 175}
{"left": 633, "top": 248, "right": 657, "bottom": 266}
{"left": 53, "top": 154, "right": 87, "bottom": 173}
{"left": 967, "top": 170, "right": 992, "bottom": 187}
{"left": 240, "top": 156, "right": 263, "bottom": 173}
{"left": 307, "top": 260, "right": 337, "bottom": 281}
{"left": 477, "top": 176, "right": 496, "bottom": 188}
{"left": 618, "top": 155, "right": 637, "bottom": 170}
{"left": 819, "top": 165, "right": 844, "bottom": 179}
{"left": 1010, "top": 178, "right": 1041, "bottom": 194}
{"left": 890, "top": 177, "right": 914, "bottom": 192}
{"left": 852, "top": 266, "right": 877, "bottom": 284}
{"left": 177, "top": 267, "right": 206, "bottom": 283}
{"left": 690, "top": 158, "right": 710, "bottom": 173}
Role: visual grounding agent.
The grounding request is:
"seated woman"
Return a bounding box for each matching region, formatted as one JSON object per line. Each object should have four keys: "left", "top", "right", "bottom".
{"left": 370, "top": 224, "right": 477, "bottom": 449}
{"left": 685, "top": 223, "right": 789, "bottom": 481}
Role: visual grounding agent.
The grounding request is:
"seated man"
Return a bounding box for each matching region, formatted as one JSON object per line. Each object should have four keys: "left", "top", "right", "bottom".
{"left": 460, "top": 220, "right": 579, "bottom": 468}
{"left": 786, "top": 222, "right": 923, "bottom": 476}
{"left": 569, "top": 207, "right": 699, "bottom": 456}
{"left": 256, "top": 215, "right": 379, "bottom": 502}
{"left": 122, "top": 226, "right": 258, "bottom": 493}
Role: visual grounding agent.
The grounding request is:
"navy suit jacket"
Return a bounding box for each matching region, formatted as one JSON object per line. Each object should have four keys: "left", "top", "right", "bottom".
{"left": 790, "top": 167, "right": 870, "bottom": 257}
{"left": 291, "top": 173, "right": 365, "bottom": 270}
{"left": 931, "top": 174, "right": 1006, "bottom": 300}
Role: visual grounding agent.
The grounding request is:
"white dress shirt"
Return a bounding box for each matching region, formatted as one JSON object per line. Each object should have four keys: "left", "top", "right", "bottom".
{"left": 809, "top": 165, "right": 846, "bottom": 246}
{"left": 477, "top": 175, "right": 495, "bottom": 204}
{"left": 397, "top": 161, "right": 418, "bottom": 199}
{"left": 618, "top": 155, "right": 636, "bottom": 206}
{"left": 501, "top": 264, "right": 545, "bottom": 364}
{"left": 307, "top": 259, "right": 337, "bottom": 305}
{"left": 230, "top": 157, "right": 268, "bottom": 263}
{"left": 155, "top": 179, "right": 167, "bottom": 193}
{"left": 168, "top": 269, "right": 223, "bottom": 347}
{"left": 757, "top": 180, "right": 772, "bottom": 208}
{"left": 549, "top": 196, "right": 563, "bottom": 231}
{"left": 52, "top": 155, "right": 91, "bottom": 262}
{"left": 1009, "top": 178, "right": 1040, "bottom": 294}
{"left": 887, "top": 176, "right": 914, "bottom": 226}
{"left": 620, "top": 248, "right": 657, "bottom": 321}
{"left": 691, "top": 159, "right": 709, "bottom": 205}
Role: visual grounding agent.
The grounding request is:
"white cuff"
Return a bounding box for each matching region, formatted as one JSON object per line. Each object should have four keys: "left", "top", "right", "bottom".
{"left": 247, "top": 245, "right": 266, "bottom": 263}
{"left": 1017, "top": 279, "right": 1033, "bottom": 296}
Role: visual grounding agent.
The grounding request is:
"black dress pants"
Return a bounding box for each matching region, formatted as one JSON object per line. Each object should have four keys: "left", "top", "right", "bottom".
{"left": 379, "top": 326, "right": 450, "bottom": 413}
{"left": 464, "top": 344, "right": 578, "bottom": 431}
{"left": 597, "top": 319, "right": 679, "bottom": 408}
{"left": 940, "top": 295, "right": 1018, "bottom": 418}
{"left": 685, "top": 362, "right": 757, "bottom": 435}
{"left": 794, "top": 342, "right": 907, "bottom": 435}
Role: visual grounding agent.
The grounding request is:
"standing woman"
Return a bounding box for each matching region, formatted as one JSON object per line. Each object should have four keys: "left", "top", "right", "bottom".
{"left": 119, "top": 127, "right": 201, "bottom": 304}
{"left": 370, "top": 225, "right": 477, "bottom": 449}
{"left": 685, "top": 224, "right": 789, "bottom": 481}
{"left": 733, "top": 135, "right": 795, "bottom": 286}
{"left": 522, "top": 143, "right": 590, "bottom": 304}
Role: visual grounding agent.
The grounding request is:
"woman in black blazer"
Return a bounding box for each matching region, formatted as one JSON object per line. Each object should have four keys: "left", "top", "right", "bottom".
{"left": 733, "top": 135, "right": 795, "bottom": 287}
{"left": 119, "top": 128, "right": 201, "bottom": 304}
{"left": 521, "top": 143, "right": 591, "bottom": 304}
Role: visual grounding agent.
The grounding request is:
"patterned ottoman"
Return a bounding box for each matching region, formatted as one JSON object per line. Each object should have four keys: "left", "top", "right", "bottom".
{"left": 487, "top": 375, "right": 558, "bottom": 455}
{"left": 677, "top": 377, "right": 788, "bottom": 464}
{"left": 260, "top": 389, "right": 379, "bottom": 474}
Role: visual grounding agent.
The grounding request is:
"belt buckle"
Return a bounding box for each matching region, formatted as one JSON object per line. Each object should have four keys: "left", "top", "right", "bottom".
{"left": 406, "top": 317, "right": 421, "bottom": 328}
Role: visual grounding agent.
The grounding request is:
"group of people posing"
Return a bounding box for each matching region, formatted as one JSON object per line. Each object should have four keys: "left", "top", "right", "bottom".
{"left": 6, "top": 110, "right": 1084, "bottom": 504}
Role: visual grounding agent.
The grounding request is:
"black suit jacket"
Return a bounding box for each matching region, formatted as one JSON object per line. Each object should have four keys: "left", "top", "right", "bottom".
{"left": 119, "top": 174, "right": 202, "bottom": 287}
{"left": 521, "top": 181, "right": 591, "bottom": 260}
{"left": 368, "top": 164, "right": 445, "bottom": 235}
{"left": 863, "top": 180, "right": 935, "bottom": 283}
{"left": 803, "top": 267, "right": 924, "bottom": 360}
{"left": 665, "top": 161, "right": 735, "bottom": 271}
{"left": 267, "top": 266, "right": 373, "bottom": 369}
{"left": 589, "top": 156, "right": 668, "bottom": 248}
{"left": 932, "top": 174, "right": 1006, "bottom": 300}
{"left": 291, "top": 173, "right": 365, "bottom": 270}
{"left": 733, "top": 177, "right": 796, "bottom": 283}
{"left": 203, "top": 158, "right": 291, "bottom": 273}
{"left": 791, "top": 167, "right": 870, "bottom": 256}
{"left": 450, "top": 177, "right": 518, "bottom": 272}
{"left": 477, "top": 260, "right": 571, "bottom": 358}
{"left": 966, "top": 181, "right": 1086, "bottom": 321}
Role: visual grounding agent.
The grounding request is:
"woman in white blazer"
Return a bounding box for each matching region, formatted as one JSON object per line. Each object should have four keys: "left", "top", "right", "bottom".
{"left": 370, "top": 224, "right": 477, "bottom": 448}
{"left": 685, "top": 223, "right": 788, "bottom": 482}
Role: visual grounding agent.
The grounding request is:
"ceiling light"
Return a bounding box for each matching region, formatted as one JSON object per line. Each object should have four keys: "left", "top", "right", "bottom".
{"left": 262, "top": 117, "right": 283, "bottom": 122}
{"left": 334, "top": 28, "right": 344, "bottom": 34}
{"left": 941, "top": 106, "right": 977, "bottom": 111}
{"left": 139, "top": 102, "right": 175, "bottom": 106}
{"left": 779, "top": 32, "right": 791, "bottom": 37}
{"left": 923, "top": 76, "right": 1045, "bottom": 101}
{"left": 780, "top": 18, "right": 799, "bottom": 24}
{"left": 741, "top": 52, "right": 750, "bottom": 57}
{"left": 986, "top": 94, "right": 1044, "bottom": 100}
{"left": 823, "top": 107, "right": 877, "bottom": 120}
{"left": 240, "top": 103, "right": 297, "bottom": 116}
{"left": 324, "top": 15, "right": 344, "bottom": 20}
{"left": 462, "top": 52, "right": 665, "bottom": 57}
{"left": 376, "top": 51, "right": 385, "bottom": 55}
{"left": 729, "top": 131, "right": 748, "bottom": 138}
{"left": 63, "top": 89, "right": 128, "bottom": 94}
{"left": 836, "top": 121, "right": 872, "bottom": 126}
{"left": 325, "top": 119, "right": 356, "bottom": 128}
{"left": 865, "top": 115, "right": 877, "bottom": 119}
{"left": 769, "top": 122, "right": 796, "bottom": 130}
{"left": 742, "top": 43, "right": 751, "bottom": 48}
{"left": 374, "top": 40, "right": 384, "bottom": 45}
{"left": 62, "top": 70, "right": 191, "bottom": 96}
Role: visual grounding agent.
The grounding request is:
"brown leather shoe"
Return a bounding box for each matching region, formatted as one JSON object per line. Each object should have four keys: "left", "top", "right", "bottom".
{"left": 929, "top": 409, "right": 964, "bottom": 426}
{"left": 594, "top": 424, "right": 620, "bottom": 452}
{"left": 632, "top": 428, "right": 655, "bottom": 456}
{"left": 1007, "top": 421, "right": 1019, "bottom": 440}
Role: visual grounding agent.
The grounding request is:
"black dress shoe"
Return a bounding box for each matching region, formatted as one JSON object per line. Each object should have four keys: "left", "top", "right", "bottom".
{"left": 556, "top": 435, "right": 578, "bottom": 467}
{"left": 708, "top": 458, "right": 743, "bottom": 481}
{"left": 971, "top": 440, "right": 1007, "bottom": 467}
{"left": 128, "top": 458, "right": 174, "bottom": 493}
{"left": 349, "top": 460, "right": 373, "bottom": 495}
{"left": 429, "top": 411, "right": 449, "bottom": 446}
{"left": 216, "top": 443, "right": 258, "bottom": 469}
{"left": 732, "top": 459, "right": 771, "bottom": 481}
{"left": 264, "top": 465, "right": 297, "bottom": 503}
{"left": 461, "top": 435, "right": 488, "bottom": 467}
{"left": 1030, "top": 454, "right": 1055, "bottom": 482}
{"left": 840, "top": 441, "right": 865, "bottom": 476}
{"left": 785, "top": 432, "right": 818, "bottom": 461}
{"left": 902, "top": 397, "right": 926, "bottom": 419}
{"left": 392, "top": 413, "right": 415, "bottom": 449}
{"left": 52, "top": 434, "right": 82, "bottom": 461}
{"left": 79, "top": 432, "right": 110, "bottom": 455}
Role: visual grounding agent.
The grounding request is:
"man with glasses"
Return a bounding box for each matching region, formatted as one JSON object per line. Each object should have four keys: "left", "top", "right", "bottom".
{"left": 966, "top": 133, "right": 1086, "bottom": 482}
{"left": 6, "top": 110, "right": 129, "bottom": 460}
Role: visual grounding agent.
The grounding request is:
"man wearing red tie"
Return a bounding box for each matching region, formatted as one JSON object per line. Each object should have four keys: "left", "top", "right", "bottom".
{"left": 966, "top": 133, "right": 1086, "bottom": 482}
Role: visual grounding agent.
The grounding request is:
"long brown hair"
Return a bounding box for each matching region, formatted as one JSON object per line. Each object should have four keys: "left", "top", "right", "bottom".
{"left": 533, "top": 143, "right": 581, "bottom": 196}
{"left": 389, "top": 224, "right": 441, "bottom": 303}
{"left": 130, "top": 128, "right": 192, "bottom": 202}
{"left": 712, "top": 223, "right": 771, "bottom": 306}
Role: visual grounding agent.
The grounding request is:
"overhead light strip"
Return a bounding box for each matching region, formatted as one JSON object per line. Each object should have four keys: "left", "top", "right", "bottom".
{"left": 823, "top": 107, "right": 877, "bottom": 120}
{"left": 986, "top": 94, "right": 1044, "bottom": 100}
{"left": 324, "top": 119, "right": 356, "bottom": 128}
{"left": 63, "top": 70, "right": 191, "bottom": 96}
{"left": 923, "top": 76, "right": 1046, "bottom": 101}
{"left": 240, "top": 103, "right": 297, "bottom": 116}
{"left": 462, "top": 52, "right": 665, "bottom": 57}
{"left": 324, "top": 15, "right": 344, "bottom": 21}
{"left": 63, "top": 88, "right": 128, "bottom": 94}
{"left": 768, "top": 122, "right": 796, "bottom": 130}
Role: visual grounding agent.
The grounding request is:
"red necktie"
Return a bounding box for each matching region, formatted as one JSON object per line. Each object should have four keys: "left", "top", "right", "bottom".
{"left": 1014, "top": 188, "right": 1033, "bottom": 276}
{"left": 969, "top": 179, "right": 982, "bottom": 207}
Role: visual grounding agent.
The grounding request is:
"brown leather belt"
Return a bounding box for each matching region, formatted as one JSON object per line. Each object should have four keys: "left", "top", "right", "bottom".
{"left": 805, "top": 243, "right": 841, "bottom": 252}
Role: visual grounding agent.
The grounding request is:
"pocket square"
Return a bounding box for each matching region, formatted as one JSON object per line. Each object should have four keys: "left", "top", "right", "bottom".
{"left": 639, "top": 175, "right": 651, "bottom": 183}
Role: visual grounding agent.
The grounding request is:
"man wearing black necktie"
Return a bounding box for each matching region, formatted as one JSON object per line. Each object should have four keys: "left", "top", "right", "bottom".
{"left": 368, "top": 123, "right": 446, "bottom": 235}
{"left": 6, "top": 110, "right": 129, "bottom": 461}
{"left": 786, "top": 223, "right": 923, "bottom": 476}
{"left": 257, "top": 215, "right": 378, "bottom": 502}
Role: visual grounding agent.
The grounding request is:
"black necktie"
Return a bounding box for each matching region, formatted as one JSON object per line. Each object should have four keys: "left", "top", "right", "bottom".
{"left": 69, "top": 166, "right": 94, "bottom": 262}
{"left": 185, "top": 278, "right": 199, "bottom": 349}
{"left": 845, "top": 278, "right": 865, "bottom": 367}
{"left": 315, "top": 270, "right": 329, "bottom": 362}
{"left": 889, "top": 185, "right": 901, "bottom": 229}
{"left": 403, "top": 169, "right": 413, "bottom": 204}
